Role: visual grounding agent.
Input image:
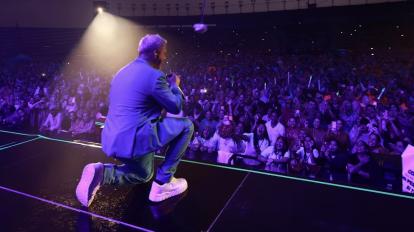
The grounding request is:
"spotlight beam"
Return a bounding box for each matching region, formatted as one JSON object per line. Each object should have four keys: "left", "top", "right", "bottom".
{"left": 62, "top": 12, "right": 150, "bottom": 79}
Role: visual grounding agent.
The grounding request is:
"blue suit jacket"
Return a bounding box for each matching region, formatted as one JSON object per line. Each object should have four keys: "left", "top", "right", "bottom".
{"left": 101, "top": 58, "right": 184, "bottom": 158}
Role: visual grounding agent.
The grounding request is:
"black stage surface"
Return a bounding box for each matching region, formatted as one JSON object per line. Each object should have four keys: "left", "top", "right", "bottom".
{"left": 0, "top": 130, "right": 413, "bottom": 232}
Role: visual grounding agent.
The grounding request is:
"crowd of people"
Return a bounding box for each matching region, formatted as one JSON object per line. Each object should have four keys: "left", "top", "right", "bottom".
{"left": 178, "top": 50, "right": 414, "bottom": 188}
{"left": 0, "top": 61, "right": 109, "bottom": 140}
{"left": 0, "top": 25, "right": 413, "bottom": 191}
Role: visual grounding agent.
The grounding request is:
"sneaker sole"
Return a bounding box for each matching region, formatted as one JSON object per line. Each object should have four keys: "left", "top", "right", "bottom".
{"left": 149, "top": 182, "right": 188, "bottom": 202}
{"left": 76, "top": 164, "right": 101, "bottom": 207}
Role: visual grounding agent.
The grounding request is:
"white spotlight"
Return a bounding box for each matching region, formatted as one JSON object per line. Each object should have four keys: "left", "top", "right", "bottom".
{"left": 97, "top": 7, "right": 104, "bottom": 14}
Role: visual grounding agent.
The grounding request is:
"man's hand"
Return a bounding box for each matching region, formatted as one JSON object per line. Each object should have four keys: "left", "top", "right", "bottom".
{"left": 168, "top": 73, "right": 181, "bottom": 87}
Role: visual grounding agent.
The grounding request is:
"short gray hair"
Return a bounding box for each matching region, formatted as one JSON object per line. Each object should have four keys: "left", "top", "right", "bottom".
{"left": 138, "top": 34, "right": 167, "bottom": 56}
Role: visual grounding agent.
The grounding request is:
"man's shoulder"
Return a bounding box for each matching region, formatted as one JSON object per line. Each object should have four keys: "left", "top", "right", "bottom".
{"left": 111, "top": 60, "right": 164, "bottom": 90}
{"left": 134, "top": 58, "right": 164, "bottom": 76}
{"left": 116, "top": 59, "right": 163, "bottom": 78}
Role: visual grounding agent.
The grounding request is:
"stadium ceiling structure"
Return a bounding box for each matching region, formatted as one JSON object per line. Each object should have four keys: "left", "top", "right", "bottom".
{"left": 99, "top": 0, "right": 405, "bottom": 17}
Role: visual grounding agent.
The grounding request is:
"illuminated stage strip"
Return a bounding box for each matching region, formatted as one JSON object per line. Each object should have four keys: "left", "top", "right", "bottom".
{"left": 38, "top": 135, "right": 102, "bottom": 148}
{"left": 0, "top": 130, "right": 413, "bottom": 200}
{"left": 0, "top": 185, "right": 154, "bottom": 232}
{"left": 0, "top": 142, "right": 17, "bottom": 149}
{"left": 0, "top": 130, "right": 39, "bottom": 137}
{"left": 0, "top": 137, "right": 42, "bottom": 151}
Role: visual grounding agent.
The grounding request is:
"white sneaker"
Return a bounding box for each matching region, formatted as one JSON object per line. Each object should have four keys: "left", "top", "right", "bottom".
{"left": 149, "top": 177, "right": 188, "bottom": 202}
{"left": 76, "top": 162, "right": 104, "bottom": 207}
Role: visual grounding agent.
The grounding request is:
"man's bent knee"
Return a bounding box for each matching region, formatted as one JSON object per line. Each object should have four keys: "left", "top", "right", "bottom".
{"left": 183, "top": 118, "right": 194, "bottom": 133}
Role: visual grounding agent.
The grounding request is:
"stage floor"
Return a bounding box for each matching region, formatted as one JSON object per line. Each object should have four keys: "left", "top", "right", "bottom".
{"left": 0, "top": 130, "right": 413, "bottom": 231}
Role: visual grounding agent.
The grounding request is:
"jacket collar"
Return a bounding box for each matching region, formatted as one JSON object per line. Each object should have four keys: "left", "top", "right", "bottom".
{"left": 135, "top": 57, "right": 160, "bottom": 70}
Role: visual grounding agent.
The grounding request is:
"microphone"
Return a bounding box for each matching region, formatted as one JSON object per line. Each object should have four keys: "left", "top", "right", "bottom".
{"left": 166, "top": 73, "right": 186, "bottom": 98}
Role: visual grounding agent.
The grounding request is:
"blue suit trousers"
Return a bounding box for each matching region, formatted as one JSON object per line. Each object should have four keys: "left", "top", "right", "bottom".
{"left": 102, "top": 117, "right": 194, "bottom": 185}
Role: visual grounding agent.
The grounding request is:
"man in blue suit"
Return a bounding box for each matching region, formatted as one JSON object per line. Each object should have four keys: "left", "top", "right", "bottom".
{"left": 76, "top": 34, "right": 194, "bottom": 206}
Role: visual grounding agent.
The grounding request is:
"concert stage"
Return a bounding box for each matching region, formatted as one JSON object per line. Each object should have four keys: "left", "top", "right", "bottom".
{"left": 0, "top": 130, "right": 413, "bottom": 231}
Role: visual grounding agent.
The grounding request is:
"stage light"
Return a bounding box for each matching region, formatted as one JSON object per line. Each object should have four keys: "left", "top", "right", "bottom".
{"left": 63, "top": 10, "right": 149, "bottom": 79}
{"left": 93, "top": 1, "right": 108, "bottom": 15}
{"left": 193, "top": 23, "right": 208, "bottom": 33}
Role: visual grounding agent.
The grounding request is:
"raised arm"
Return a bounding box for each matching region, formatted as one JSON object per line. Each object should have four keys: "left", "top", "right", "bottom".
{"left": 152, "top": 75, "right": 183, "bottom": 114}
